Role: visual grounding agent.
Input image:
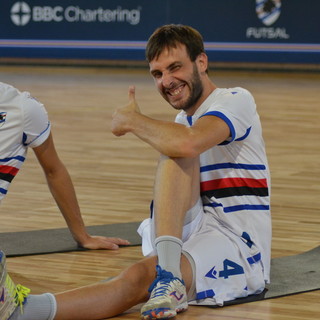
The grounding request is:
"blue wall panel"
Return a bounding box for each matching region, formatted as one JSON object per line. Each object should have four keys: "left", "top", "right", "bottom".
{"left": 0, "top": 0, "right": 319, "bottom": 64}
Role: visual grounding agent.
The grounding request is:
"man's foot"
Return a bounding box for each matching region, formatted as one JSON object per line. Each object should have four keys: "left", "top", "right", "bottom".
{"left": 0, "top": 251, "right": 30, "bottom": 319}
{"left": 141, "top": 265, "right": 188, "bottom": 319}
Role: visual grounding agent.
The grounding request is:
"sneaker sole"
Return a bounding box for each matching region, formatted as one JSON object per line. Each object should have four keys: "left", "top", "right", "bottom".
{"left": 141, "top": 304, "right": 188, "bottom": 320}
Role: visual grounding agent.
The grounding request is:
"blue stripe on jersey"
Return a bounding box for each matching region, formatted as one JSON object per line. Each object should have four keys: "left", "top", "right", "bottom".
{"left": 235, "top": 127, "right": 252, "bottom": 141}
{"left": 187, "top": 115, "right": 192, "bottom": 126}
{"left": 218, "top": 127, "right": 252, "bottom": 145}
{"left": 204, "top": 202, "right": 223, "bottom": 208}
{"left": 22, "top": 132, "right": 27, "bottom": 145}
{"left": 200, "top": 111, "right": 236, "bottom": 143}
{"left": 242, "top": 232, "right": 254, "bottom": 248}
{"left": 201, "top": 162, "right": 266, "bottom": 172}
{"left": 224, "top": 204, "right": 270, "bottom": 213}
{"left": 0, "top": 156, "right": 25, "bottom": 162}
{"left": 247, "top": 252, "right": 261, "bottom": 265}
{"left": 0, "top": 187, "right": 8, "bottom": 195}
{"left": 204, "top": 202, "right": 269, "bottom": 213}
{"left": 196, "top": 289, "right": 215, "bottom": 300}
{"left": 23, "top": 121, "right": 50, "bottom": 146}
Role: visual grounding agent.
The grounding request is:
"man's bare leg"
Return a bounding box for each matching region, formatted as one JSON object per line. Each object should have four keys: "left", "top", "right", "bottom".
{"left": 139, "top": 155, "right": 199, "bottom": 319}
{"left": 52, "top": 255, "right": 193, "bottom": 320}
{"left": 15, "top": 156, "right": 199, "bottom": 320}
{"left": 153, "top": 155, "right": 200, "bottom": 239}
{"left": 151, "top": 155, "right": 200, "bottom": 279}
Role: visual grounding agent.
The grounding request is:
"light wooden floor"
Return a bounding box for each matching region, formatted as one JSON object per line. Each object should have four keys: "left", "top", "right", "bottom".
{"left": 0, "top": 65, "right": 319, "bottom": 319}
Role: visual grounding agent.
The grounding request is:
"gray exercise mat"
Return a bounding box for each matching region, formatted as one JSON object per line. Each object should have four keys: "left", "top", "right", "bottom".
{"left": 1, "top": 221, "right": 142, "bottom": 257}
{"left": 1, "top": 224, "right": 319, "bottom": 302}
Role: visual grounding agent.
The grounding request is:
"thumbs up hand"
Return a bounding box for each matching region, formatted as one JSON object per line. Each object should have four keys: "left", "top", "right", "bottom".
{"left": 111, "top": 86, "right": 141, "bottom": 136}
{"left": 127, "top": 85, "right": 140, "bottom": 113}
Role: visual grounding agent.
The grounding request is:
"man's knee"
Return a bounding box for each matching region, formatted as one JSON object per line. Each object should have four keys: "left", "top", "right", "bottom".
{"left": 118, "top": 257, "right": 157, "bottom": 300}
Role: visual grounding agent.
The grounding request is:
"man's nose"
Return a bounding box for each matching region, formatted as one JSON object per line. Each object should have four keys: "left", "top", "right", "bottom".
{"left": 161, "top": 72, "right": 174, "bottom": 88}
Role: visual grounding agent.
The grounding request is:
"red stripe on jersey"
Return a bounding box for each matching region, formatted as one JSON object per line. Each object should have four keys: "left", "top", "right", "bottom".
{"left": 0, "top": 165, "right": 19, "bottom": 176}
{"left": 201, "top": 178, "right": 268, "bottom": 192}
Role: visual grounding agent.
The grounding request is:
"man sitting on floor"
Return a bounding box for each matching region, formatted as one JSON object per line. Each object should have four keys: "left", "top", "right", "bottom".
{"left": 1, "top": 24, "right": 271, "bottom": 320}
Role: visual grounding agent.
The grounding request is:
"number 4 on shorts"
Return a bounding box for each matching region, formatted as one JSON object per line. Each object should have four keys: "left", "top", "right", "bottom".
{"left": 219, "top": 259, "right": 244, "bottom": 279}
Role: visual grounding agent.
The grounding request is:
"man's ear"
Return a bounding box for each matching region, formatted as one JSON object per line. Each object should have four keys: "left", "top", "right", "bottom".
{"left": 196, "top": 52, "right": 208, "bottom": 74}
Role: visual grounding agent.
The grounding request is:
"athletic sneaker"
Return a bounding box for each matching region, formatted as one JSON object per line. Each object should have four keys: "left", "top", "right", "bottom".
{"left": 141, "top": 265, "right": 188, "bottom": 320}
{"left": 0, "top": 250, "right": 30, "bottom": 320}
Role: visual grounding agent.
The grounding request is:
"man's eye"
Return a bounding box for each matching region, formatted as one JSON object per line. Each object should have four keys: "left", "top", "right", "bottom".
{"left": 171, "top": 65, "right": 180, "bottom": 72}
{"left": 153, "top": 72, "right": 162, "bottom": 79}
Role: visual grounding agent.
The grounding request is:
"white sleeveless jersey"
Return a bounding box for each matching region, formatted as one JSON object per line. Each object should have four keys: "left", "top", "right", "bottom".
{"left": 0, "top": 82, "right": 51, "bottom": 203}
{"left": 175, "top": 87, "right": 272, "bottom": 281}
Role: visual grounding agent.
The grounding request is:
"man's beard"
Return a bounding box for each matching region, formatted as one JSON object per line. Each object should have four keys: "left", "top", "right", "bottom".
{"left": 171, "top": 64, "right": 203, "bottom": 112}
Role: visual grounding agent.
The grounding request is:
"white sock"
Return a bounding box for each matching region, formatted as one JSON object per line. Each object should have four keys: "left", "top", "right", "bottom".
{"left": 10, "top": 293, "right": 57, "bottom": 320}
{"left": 155, "top": 235, "right": 183, "bottom": 279}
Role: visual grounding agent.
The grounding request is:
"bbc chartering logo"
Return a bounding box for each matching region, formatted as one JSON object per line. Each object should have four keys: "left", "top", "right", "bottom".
{"left": 11, "top": 2, "right": 31, "bottom": 26}
{"left": 9, "top": 1, "right": 141, "bottom": 26}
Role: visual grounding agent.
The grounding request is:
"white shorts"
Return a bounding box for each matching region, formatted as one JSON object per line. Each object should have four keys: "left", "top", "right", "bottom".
{"left": 138, "top": 199, "right": 266, "bottom": 306}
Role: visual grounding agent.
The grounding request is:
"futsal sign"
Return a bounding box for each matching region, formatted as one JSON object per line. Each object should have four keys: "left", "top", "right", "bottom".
{"left": 255, "top": 0, "right": 281, "bottom": 26}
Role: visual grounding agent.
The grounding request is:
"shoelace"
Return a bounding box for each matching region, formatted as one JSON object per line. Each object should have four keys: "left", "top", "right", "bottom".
{"left": 150, "top": 279, "right": 173, "bottom": 299}
{"left": 15, "top": 284, "right": 31, "bottom": 313}
{"left": 148, "top": 265, "right": 185, "bottom": 300}
{"left": 148, "top": 265, "right": 174, "bottom": 293}
{"left": 5, "top": 275, "right": 30, "bottom": 314}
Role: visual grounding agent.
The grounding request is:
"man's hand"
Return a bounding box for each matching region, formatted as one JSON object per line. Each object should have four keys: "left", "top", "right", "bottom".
{"left": 111, "top": 86, "right": 140, "bottom": 136}
{"left": 78, "top": 235, "right": 131, "bottom": 250}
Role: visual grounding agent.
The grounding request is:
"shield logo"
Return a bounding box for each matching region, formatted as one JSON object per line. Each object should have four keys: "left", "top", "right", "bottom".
{"left": 0, "top": 112, "right": 7, "bottom": 128}
{"left": 256, "top": 0, "right": 281, "bottom": 26}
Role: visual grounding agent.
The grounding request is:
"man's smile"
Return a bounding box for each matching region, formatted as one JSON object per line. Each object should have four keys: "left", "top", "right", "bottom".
{"left": 167, "top": 84, "right": 185, "bottom": 96}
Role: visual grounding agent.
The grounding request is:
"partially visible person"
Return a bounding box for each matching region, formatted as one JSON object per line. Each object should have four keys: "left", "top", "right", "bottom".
{"left": 0, "top": 82, "right": 129, "bottom": 250}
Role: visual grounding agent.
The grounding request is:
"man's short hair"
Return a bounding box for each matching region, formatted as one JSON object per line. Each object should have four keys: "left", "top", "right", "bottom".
{"left": 146, "top": 24, "right": 205, "bottom": 63}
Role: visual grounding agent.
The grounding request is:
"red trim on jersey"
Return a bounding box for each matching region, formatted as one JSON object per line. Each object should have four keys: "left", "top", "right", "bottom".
{"left": 201, "top": 178, "right": 268, "bottom": 192}
{"left": 0, "top": 165, "right": 19, "bottom": 176}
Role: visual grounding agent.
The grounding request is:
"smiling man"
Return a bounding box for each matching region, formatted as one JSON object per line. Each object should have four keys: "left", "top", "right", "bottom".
{"left": 1, "top": 24, "right": 271, "bottom": 320}
{"left": 150, "top": 48, "right": 205, "bottom": 112}
{"left": 112, "top": 24, "right": 271, "bottom": 319}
